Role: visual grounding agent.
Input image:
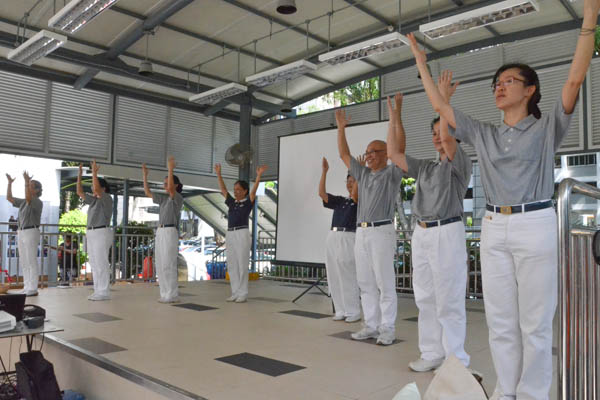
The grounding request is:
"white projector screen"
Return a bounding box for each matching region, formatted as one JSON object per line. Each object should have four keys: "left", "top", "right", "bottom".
{"left": 277, "top": 121, "right": 389, "bottom": 265}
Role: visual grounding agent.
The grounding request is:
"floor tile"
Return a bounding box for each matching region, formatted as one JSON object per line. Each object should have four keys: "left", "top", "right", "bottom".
{"left": 172, "top": 303, "right": 218, "bottom": 312}
{"left": 69, "top": 337, "right": 127, "bottom": 355}
{"left": 280, "top": 309, "right": 331, "bottom": 319}
{"left": 73, "top": 312, "right": 122, "bottom": 323}
{"left": 215, "top": 352, "right": 305, "bottom": 377}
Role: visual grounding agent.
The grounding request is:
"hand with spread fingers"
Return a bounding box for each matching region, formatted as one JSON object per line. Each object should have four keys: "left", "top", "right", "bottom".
{"left": 438, "top": 70, "right": 460, "bottom": 102}
{"left": 322, "top": 157, "right": 329, "bottom": 172}
{"left": 335, "top": 109, "right": 350, "bottom": 129}
{"left": 6, "top": 174, "right": 15, "bottom": 184}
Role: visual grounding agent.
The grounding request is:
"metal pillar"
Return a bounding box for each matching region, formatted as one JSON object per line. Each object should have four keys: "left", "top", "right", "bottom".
{"left": 121, "top": 180, "right": 129, "bottom": 279}
{"left": 252, "top": 201, "right": 258, "bottom": 273}
{"left": 239, "top": 96, "right": 257, "bottom": 270}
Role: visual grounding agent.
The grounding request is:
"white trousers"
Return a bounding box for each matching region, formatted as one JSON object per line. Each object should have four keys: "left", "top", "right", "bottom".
{"left": 156, "top": 227, "right": 179, "bottom": 301}
{"left": 354, "top": 224, "right": 397, "bottom": 332}
{"left": 87, "top": 228, "right": 112, "bottom": 298}
{"left": 18, "top": 228, "right": 40, "bottom": 293}
{"left": 226, "top": 228, "right": 251, "bottom": 298}
{"left": 325, "top": 231, "right": 360, "bottom": 318}
{"left": 411, "top": 221, "right": 469, "bottom": 366}
{"left": 481, "top": 208, "right": 557, "bottom": 400}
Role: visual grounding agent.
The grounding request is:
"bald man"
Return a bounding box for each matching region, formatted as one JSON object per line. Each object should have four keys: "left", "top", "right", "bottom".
{"left": 336, "top": 110, "right": 402, "bottom": 345}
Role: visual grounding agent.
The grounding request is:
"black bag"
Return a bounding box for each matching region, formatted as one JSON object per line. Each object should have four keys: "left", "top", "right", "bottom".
{"left": 15, "top": 351, "right": 61, "bottom": 400}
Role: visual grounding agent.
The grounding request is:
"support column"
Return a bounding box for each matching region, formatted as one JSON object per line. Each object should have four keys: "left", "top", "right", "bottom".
{"left": 121, "top": 180, "right": 129, "bottom": 279}
{"left": 239, "top": 96, "right": 256, "bottom": 271}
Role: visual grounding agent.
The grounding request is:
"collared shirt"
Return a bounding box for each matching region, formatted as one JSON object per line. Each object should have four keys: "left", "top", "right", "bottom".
{"left": 406, "top": 145, "right": 472, "bottom": 221}
{"left": 13, "top": 197, "right": 43, "bottom": 229}
{"left": 323, "top": 194, "right": 357, "bottom": 230}
{"left": 152, "top": 192, "right": 183, "bottom": 226}
{"left": 349, "top": 157, "right": 403, "bottom": 223}
{"left": 449, "top": 99, "right": 574, "bottom": 205}
{"left": 84, "top": 192, "right": 113, "bottom": 228}
{"left": 225, "top": 193, "right": 254, "bottom": 229}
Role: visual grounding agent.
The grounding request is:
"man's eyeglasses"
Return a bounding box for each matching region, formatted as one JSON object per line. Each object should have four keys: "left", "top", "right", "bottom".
{"left": 491, "top": 77, "right": 527, "bottom": 92}
{"left": 363, "top": 149, "right": 385, "bottom": 157}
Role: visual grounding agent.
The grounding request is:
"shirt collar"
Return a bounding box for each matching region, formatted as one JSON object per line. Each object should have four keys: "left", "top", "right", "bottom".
{"left": 235, "top": 197, "right": 248, "bottom": 204}
{"left": 498, "top": 114, "right": 537, "bottom": 135}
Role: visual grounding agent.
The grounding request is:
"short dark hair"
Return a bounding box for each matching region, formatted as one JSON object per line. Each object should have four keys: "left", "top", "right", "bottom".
{"left": 430, "top": 117, "right": 440, "bottom": 131}
{"left": 32, "top": 180, "right": 42, "bottom": 197}
{"left": 234, "top": 180, "right": 249, "bottom": 195}
{"left": 165, "top": 175, "right": 183, "bottom": 193}
{"left": 492, "top": 63, "right": 541, "bottom": 119}
{"left": 97, "top": 178, "right": 111, "bottom": 194}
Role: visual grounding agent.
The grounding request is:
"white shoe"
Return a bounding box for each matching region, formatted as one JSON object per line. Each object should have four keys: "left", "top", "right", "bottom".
{"left": 88, "top": 294, "right": 110, "bottom": 301}
{"left": 408, "top": 357, "right": 444, "bottom": 372}
{"left": 226, "top": 295, "right": 237, "bottom": 302}
{"left": 234, "top": 296, "right": 247, "bottom": 303}
{"left": 158, "top": 297, "right": 179, "bottom": 304}
{"left": 332, "top": 314, "right": 345, "bottom": 321}
{"left": 345, "top": 315, "right": 361, "bottom": 323}
{"left": 25, "top": 291, "right": 39, "bottom": 297}
{"left": 351, "top": 327, "right": 379, "bottom": 341}
{"left": 376, "top": 329, "right": 395, "bottom": 345}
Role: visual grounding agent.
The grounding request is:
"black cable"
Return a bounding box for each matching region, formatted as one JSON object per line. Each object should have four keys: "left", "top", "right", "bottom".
{"left": 39, "top": 334, "right": 45, "bottom": 352}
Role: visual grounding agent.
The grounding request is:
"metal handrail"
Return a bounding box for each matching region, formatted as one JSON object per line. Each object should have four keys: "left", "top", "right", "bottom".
{"left": 557, "top": 178, "right": 599, "bottom": 400}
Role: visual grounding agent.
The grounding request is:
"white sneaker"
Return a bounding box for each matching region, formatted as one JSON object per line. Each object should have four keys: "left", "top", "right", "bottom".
{"left": 408, "top": 357, "right": 444, "bottom": 372}
{"left": 88, "top": 294, "right": 110, "bottom": 301}
{"left": 25, "top": 291, "right": 39, "bottom": 297}
{"left": 344, "top": 315, "right": 361, "bottom": 323}
{"left": 226, "top": 295, "right": 237, "bottom": 302}
{"left": 376, "top": 329, "right": 395, "bottom": 345}
{"left": 332, "top": 314, "right": 345, "bottom": 321}
{"left": 158, "top": 297, "right": 179, "bottom": 304}
{"left": 234, "top": 296, "right": 247, "bottom": 303}
{"left": 351, "top": 327, "right": 379, "bottom": 341}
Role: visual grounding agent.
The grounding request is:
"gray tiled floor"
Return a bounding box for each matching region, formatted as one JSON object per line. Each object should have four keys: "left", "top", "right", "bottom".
{"left": 248, "top": 297, "right": 288, "bottom": 303}
{"left": 329, "top": 331, "right": 404, "bottom": 346}
{"left": 215, "top": 352, "right": 305, "bottom": 377}
{"left": 172, "top": 303, "right": 218, "bottom": 312}
{"left": 178, "top": 292, "right": 196, "bottom": 297}
{"left": 69, "top": 337, "right": 127, "bottom": 355}
{"left": 466, "top": 307, "right": 485, "bottom": 314}
{"left": 73, "top": 312, "right": 122, "bottom": 323}
{"left": 404, "top": 316, "right": 419, "bottom": 322}
{"left": 280, "top": 309, "right": 331, "bottom": 319}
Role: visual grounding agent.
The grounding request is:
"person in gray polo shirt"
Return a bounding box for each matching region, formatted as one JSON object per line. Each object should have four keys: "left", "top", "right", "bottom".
{"left": 386, "top": 82, "right": 472, "bottom": 372}
{"left": 142, "top": 156, "right": 183, "bottom": 304}
{"left": 5, "top": 172, "right": 43, "bottom": 296}
{"left": 77, "top": 160, "right": 113, "bottom": 301}
{"left": 336, "top": 109, "right": 402, "bottom": 346}
{"left": 407, "top": 1, "right": 599, "bottom": 396}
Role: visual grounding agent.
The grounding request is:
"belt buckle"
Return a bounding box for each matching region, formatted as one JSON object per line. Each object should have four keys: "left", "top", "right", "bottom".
{"left": 500, "top": 206, "right": 512, "bottom": 215}
{"left": 419, "top": 221, "right": 427, "bottom": 228}
{"left": 360, "top": 222, "right": 368, "bottom": 228}
{"left": 332, "top": 227, "right": 338, "bottom": 232}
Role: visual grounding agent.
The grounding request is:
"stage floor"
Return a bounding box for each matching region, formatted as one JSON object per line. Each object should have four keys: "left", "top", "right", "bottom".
{"left": 26, "top": 280, "right": 558, "bottom": 399}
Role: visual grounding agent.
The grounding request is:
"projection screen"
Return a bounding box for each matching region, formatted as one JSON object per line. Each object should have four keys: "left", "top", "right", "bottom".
{"left": 276, "top": 121, "right": 389, "bottom": 265}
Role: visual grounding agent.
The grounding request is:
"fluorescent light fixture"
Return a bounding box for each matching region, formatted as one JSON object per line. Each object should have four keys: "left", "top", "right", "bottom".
{"left": 245, "top": 60, "right": 317, "bottom": 88}
{"left": 188, "top": 82, "right": 248, "bottom": 105}
{"left": 7, "top": 30, "right": 67, "bottom": 66}
{"left": 419, "top": 0, "right": 539, "bottom": 40}
{"left": 318, "top": 32, "right": 409, "bottom": 66}
{"left": 48, "top": 0, "right": 119, "bottom": 34}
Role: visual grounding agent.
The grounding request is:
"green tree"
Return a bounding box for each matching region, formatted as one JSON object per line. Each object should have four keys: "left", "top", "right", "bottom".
{"left": 595, "top": 26, "right": 600, "bottom": 54}
{"left": 326, "top": 77, "right": 380, "bottom": 107}
{"left": 59, "top": 209, "right": 87, "bottom": 234}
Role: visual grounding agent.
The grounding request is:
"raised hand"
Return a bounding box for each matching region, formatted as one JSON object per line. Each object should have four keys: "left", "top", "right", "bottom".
{"left": 167, "top": 155, "right": 176, "bottom": 170}
{"left": 214, "top": 163, "right": 222, "bottom": 175}
{"left": 142, "top": 163, "right": 149, "bottom": 177}
{"left": 322, "top": 157, "right": 329, "bottom": 172}
{"left": 407, "top": 33, "right": 427, "bottom": 66}
{"left": 256, "top": 165, "right": 267, "bottom": 176}
{"left": 5, "top": 174, "right": 15, "bottom": 184}
{"left": 357, "top": 154, "right": 367, "bottom": 166}
{"left": 438, "top": 70, "right": 459, "bottom": 102}
{"left": 335, "top": 109, "right": 350, "bottom": 129}
{"left": 91, "top": 159, "right": 100, "bottom": 174}
{"left": 23, "top": 171, "right": 32, "bottom": 182}
{"left": 78, "top": 163, "right": 83, "bottom": 176}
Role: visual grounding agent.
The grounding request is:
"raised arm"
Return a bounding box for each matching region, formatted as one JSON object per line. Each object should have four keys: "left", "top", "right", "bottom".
{"left": 319, "top": 158, "right": 329, "bottom": 203}
{"left": 407, "top": 33, "right": 456, "bottom": 128}
{"left": 335, "top": 110, "right": 352, "bottom": 169}
{"left": 250, "top": 165, "right": 267, "bottom": 203}
{"left": 76, "top": 164, "right": 85, "bottom": 199}
{"left": 438, "top": 70, "right": 460, "bottom": 160}
{"left": 23, "top": 171, "right": 33, "bottom": 204}
{"left": 386, "top": 94, "right": 408, "bottom": 172}
{"left": 166, "top": 156, "right": 177, "bottom": 199}
{"left": 563, "top": 0, "right": 600, "bottom": 114}
{"left": 141, "top": 163, "right": 153, "bottom": 198}
{"left": 214, "top": 164, "right": 228, "bottom": 198}
{"left": 351, "top": 180, "right": 358, "bottom": 204}
{"left": 91, "top": 160, "right": 103, "bottom": 198}
{"left": 5, "top": 174, "right": 16, "bottom": 205}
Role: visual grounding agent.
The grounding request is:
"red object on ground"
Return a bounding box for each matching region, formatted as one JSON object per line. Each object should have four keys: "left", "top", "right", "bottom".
{"left": 142, "top": 256, "right": 153, "bottom": 280}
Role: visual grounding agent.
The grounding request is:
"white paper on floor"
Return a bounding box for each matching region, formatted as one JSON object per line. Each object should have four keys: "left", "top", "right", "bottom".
{"left": 392, "top": 382, "right": 421, "bottom": 400}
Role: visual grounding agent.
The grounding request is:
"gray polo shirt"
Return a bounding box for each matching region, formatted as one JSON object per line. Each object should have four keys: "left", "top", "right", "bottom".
{"left": 152, "top": 192, "right": 183, "bottom": 226}
{"left": 406, "top": 145, "right": 472, "bottom": 221}
{"left": 449, "top": 99, "right": 574, "bottom": 205}
{"left": 13, "top": 197, "right": 43, "bottom": 229}
{"left": 84, "top": 193, "right": 113, "bottom": 228}
{"left": 350, "top": 157, "right": 403, "bottom": 223}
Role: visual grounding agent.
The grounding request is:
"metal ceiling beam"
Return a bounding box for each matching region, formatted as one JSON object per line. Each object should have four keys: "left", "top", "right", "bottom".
{"left": 258, "top": 15, "right": 600, "bottom": 124}
{"left": 109, "top": 5, "right": 333, "bottom": 87}
{"left": 74, "top": 0, "right": 195, "bottom": 90}
{"left": 558, "top": 0, "right": 579, "bottom": 21}
{"left": 183, "top": 199, "right": 226, "bottom": 237}
{"left": 485, "top": 25, "right": 501, "bottom": 37}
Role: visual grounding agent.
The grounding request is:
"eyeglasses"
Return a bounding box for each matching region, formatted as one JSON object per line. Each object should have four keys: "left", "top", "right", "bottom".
{"left": 363, "top": 149, "right": 385, "bottom": 157}
{"left": 491, "top": 77, "right": 527, "bottom": 92}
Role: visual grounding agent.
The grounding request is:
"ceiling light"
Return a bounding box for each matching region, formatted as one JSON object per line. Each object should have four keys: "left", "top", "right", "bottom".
{"left": 245, "top": 60, "right": 317, "bottom": 88}
{"left": 419, "top": 0, "right": 539, "bottom": 40}
{"left": 48, "top": 0, "right": 120, "bottom": 34}
{"left": 280, "top": 100, "right": 293, "bottom": 113}
{"left": 188, "top": 82, "right": 248, "bottom": 105}
{"left": 138, "top": 60, "right": 153, "bottom": 76}
{"left": 318, "top": 32, "right": 409, "bottom": 66}
{"left": 7, "top": 30, "right": 67, "bottom": 66}
{"left": 277, "top": 0, "right": 297, "bottom": 15}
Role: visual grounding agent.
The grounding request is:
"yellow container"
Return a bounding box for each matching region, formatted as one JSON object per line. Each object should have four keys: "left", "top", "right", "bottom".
{"left": 225, "top": 272, "right": 260, "bottom": 281}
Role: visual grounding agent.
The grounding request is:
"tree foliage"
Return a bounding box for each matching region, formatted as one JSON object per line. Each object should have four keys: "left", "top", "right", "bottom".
{"left": 325, "top": 77, "right": 380, "bottom": 107}
{"left": 59, "top": 209, "right": 87, "bottom": 234}
{"left": 595, "top": 26, "right": 600, "bottom": 54}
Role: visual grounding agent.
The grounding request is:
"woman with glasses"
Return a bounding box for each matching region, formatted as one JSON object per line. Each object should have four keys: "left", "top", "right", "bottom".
{"left": 318, "top": 156, "right": 361, "bottom": 323}
{"left": 407, "top": 0, "right": 599, "bottom": 397}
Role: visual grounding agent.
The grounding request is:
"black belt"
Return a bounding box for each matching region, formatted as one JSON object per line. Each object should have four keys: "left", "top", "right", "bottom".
{"left": 418, "top": 216, "right": 462, "bottom": 229}
{"left": 228, "top": 226, "right": 248, "bottom": 231}
{"left": 88, "top": 225, "right": 107, "bottom": 230}
{"left": 158, "top": 224, "right": 176, "bottom": 228}
{"left": 357, "top": 220, "right": 392, "bottom": 228}
{"left": 486, "top": 200, "right": 553, "bottom": 215}
{"left": 331, "top": 227, "right": 356, "bottom": 232}
{"left": 20, "top": 225, "right": 39, "bottom": 230}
